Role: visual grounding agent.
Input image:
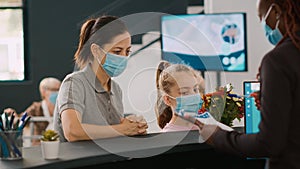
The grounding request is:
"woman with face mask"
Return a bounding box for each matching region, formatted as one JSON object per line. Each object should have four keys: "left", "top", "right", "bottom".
{"left": 198, "top": 0, "right": 300, "bottom": 168}
{"left": 53, "top": 15, "right": 148, "bottom": 142}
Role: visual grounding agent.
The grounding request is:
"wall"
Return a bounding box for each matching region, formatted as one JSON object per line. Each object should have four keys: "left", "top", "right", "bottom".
{"left": 0, "top": 0, "right": 187, "bottom": 114}
{"left": 114, "top": 32, "right": 163, "bottom": 133}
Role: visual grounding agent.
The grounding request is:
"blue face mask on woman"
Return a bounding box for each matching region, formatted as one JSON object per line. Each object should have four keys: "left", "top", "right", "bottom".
{"left": 261, "top": 4, "right": 283, "bottom": 45}
{"left": 97, "top": 48, "right": 129, "bottom": 77}
{"left": 169, "top": 94, "right": 204, "bottom": 117}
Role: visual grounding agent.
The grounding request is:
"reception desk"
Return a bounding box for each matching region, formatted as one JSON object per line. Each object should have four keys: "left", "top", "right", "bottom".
{"left": 0, "top": 130, "right": 266, "bottom": 169}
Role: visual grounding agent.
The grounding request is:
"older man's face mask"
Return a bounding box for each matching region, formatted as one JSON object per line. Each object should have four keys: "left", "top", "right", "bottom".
{"left": 49, "top": 92, "right": 58, "bottom": 105}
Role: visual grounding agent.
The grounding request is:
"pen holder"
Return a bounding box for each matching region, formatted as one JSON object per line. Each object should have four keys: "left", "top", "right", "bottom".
{"left": 0, "top": 130, "right": 23, "bottom": 160}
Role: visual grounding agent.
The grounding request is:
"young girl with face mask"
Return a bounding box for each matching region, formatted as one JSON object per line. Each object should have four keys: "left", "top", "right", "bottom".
{"left": 155, "top": 61, "right": 232, "bottom": 133}
{"left": 53, "top": 15, "right": 148, "bottom": 142}
{"left": 155, "top": 62, "right": 202, "bottom": 132}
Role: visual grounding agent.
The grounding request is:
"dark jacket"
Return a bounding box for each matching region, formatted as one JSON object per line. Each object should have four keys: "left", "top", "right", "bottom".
{"left": 210, "top": 36, "right": 300, "bottom": 169}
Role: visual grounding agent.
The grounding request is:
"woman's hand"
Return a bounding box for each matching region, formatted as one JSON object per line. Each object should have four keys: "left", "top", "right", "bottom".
{"left": 125, "top": 114, "right": 146, "bottom": 123}
{"left": 119, "top": 117, "right": 148, "bottom": 136}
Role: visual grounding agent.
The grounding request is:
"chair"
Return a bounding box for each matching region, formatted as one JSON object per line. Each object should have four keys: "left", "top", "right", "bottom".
{"left": 22, "top": 116, "right": 53, "bottom": 147}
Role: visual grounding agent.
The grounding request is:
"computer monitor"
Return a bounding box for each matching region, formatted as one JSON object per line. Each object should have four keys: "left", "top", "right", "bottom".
{"left": 243, "top": 81, "right": 261, "bottom": 134}
{"left": 161, "top": 12, "right": 247, "bottom": 71}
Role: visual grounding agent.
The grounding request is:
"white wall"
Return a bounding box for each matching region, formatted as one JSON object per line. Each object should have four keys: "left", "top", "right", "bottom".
{"left": 115, "top": 0, "right": 274, "bottom": 132}
{"left": 114, "top": 32, "right": 163, "bottom": 133}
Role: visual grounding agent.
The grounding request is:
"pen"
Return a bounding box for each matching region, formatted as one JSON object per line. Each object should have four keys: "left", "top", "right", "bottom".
{"left": 1, "top": 113, "right": 6, "bottom": 130}
{"left": 0, "top": 121, "right": 4, "bottom": 131}
{"left": 4, "top": 132, "right": 22, "bottom": 157}
{"left": 20, "top": 111, "right": 28, "bottom": 122}
{"left": 22, "top": 116, "right": 31, "bottom": 129}
{"left": 12, "top": 119, "right": 19, "bottom": 131}
{"left": 5, "top": 112, "right": 10, "bottom": 130}
{"left": 9, "top": 112, "right": 15, "bottom": 130}
{"left": 18, "top": 116, "right": 31, "bottom": 131}
{"left": 0, "top": 135, "right": 9, "bottom": 158}
{"left": 18, "top": 112, "right": 28, "bottom": 128}
{"left": 0, "top": 142, "right": 1, "bottom": 158}
{"left": 0, "top": 115, "right": 3, "bottom": 128}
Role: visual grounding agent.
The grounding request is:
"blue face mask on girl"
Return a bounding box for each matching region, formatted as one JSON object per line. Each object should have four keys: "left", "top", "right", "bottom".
{"left": 169, "top": 94, "right": 204, "bottom": 117}
{"left": 97, "top": 48, "right": 129, "bottom": 77}
{"left": 261, "top": 4, "right": 283, "bottom": 45}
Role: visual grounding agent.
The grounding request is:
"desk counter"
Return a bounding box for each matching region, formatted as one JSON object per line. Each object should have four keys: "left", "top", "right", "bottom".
{"left": 0, "top": 130, "right": 266, "bottom": 169}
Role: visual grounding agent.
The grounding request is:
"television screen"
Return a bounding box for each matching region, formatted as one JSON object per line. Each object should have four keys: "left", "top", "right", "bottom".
{"left": 161, "top": 13, "right": 247, "bottom": 71}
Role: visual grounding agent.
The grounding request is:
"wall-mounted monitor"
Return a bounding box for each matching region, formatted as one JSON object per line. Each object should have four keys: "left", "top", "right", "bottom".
{"left": 161, "top": 12, "right": 247, "bottom": 71}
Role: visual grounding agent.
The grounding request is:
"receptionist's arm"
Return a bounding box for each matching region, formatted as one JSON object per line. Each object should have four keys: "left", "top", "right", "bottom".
{"left": 202, "top": 52, "right": 292, "bottom": 158}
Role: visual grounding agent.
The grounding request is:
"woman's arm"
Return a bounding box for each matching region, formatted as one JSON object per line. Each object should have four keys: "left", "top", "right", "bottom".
{"left": 61, "top": 109, "right": 148, "bottom": 142}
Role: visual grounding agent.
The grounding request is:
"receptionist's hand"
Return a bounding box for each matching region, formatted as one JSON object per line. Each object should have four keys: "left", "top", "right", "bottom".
{"left": 250, "top": 91, "right": 261, "bottom": 110}
{"left": 119, "top": 117, "right": 148, "bottom": 136}
{"left": 199, "top": 124, "right": 220, "bottom": 144}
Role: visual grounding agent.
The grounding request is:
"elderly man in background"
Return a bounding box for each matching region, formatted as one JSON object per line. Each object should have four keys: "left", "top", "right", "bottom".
{"left": 4, "top": 77, "right": 61, "bottom": 146}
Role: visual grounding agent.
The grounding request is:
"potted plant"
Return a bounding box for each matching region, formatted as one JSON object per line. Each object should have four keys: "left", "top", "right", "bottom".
{"left": 40, "top": 129, "right": 60, "bottom": 160}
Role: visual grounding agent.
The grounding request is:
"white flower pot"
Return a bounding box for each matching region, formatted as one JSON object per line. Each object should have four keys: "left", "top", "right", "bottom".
{"left": 41, "top": 140, "right": 60, "bottom": 160}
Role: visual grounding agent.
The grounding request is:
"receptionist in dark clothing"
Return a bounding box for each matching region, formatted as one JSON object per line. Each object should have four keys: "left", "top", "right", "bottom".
{"left": 197, "top": 0, "right": 300, "bottom": 169}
